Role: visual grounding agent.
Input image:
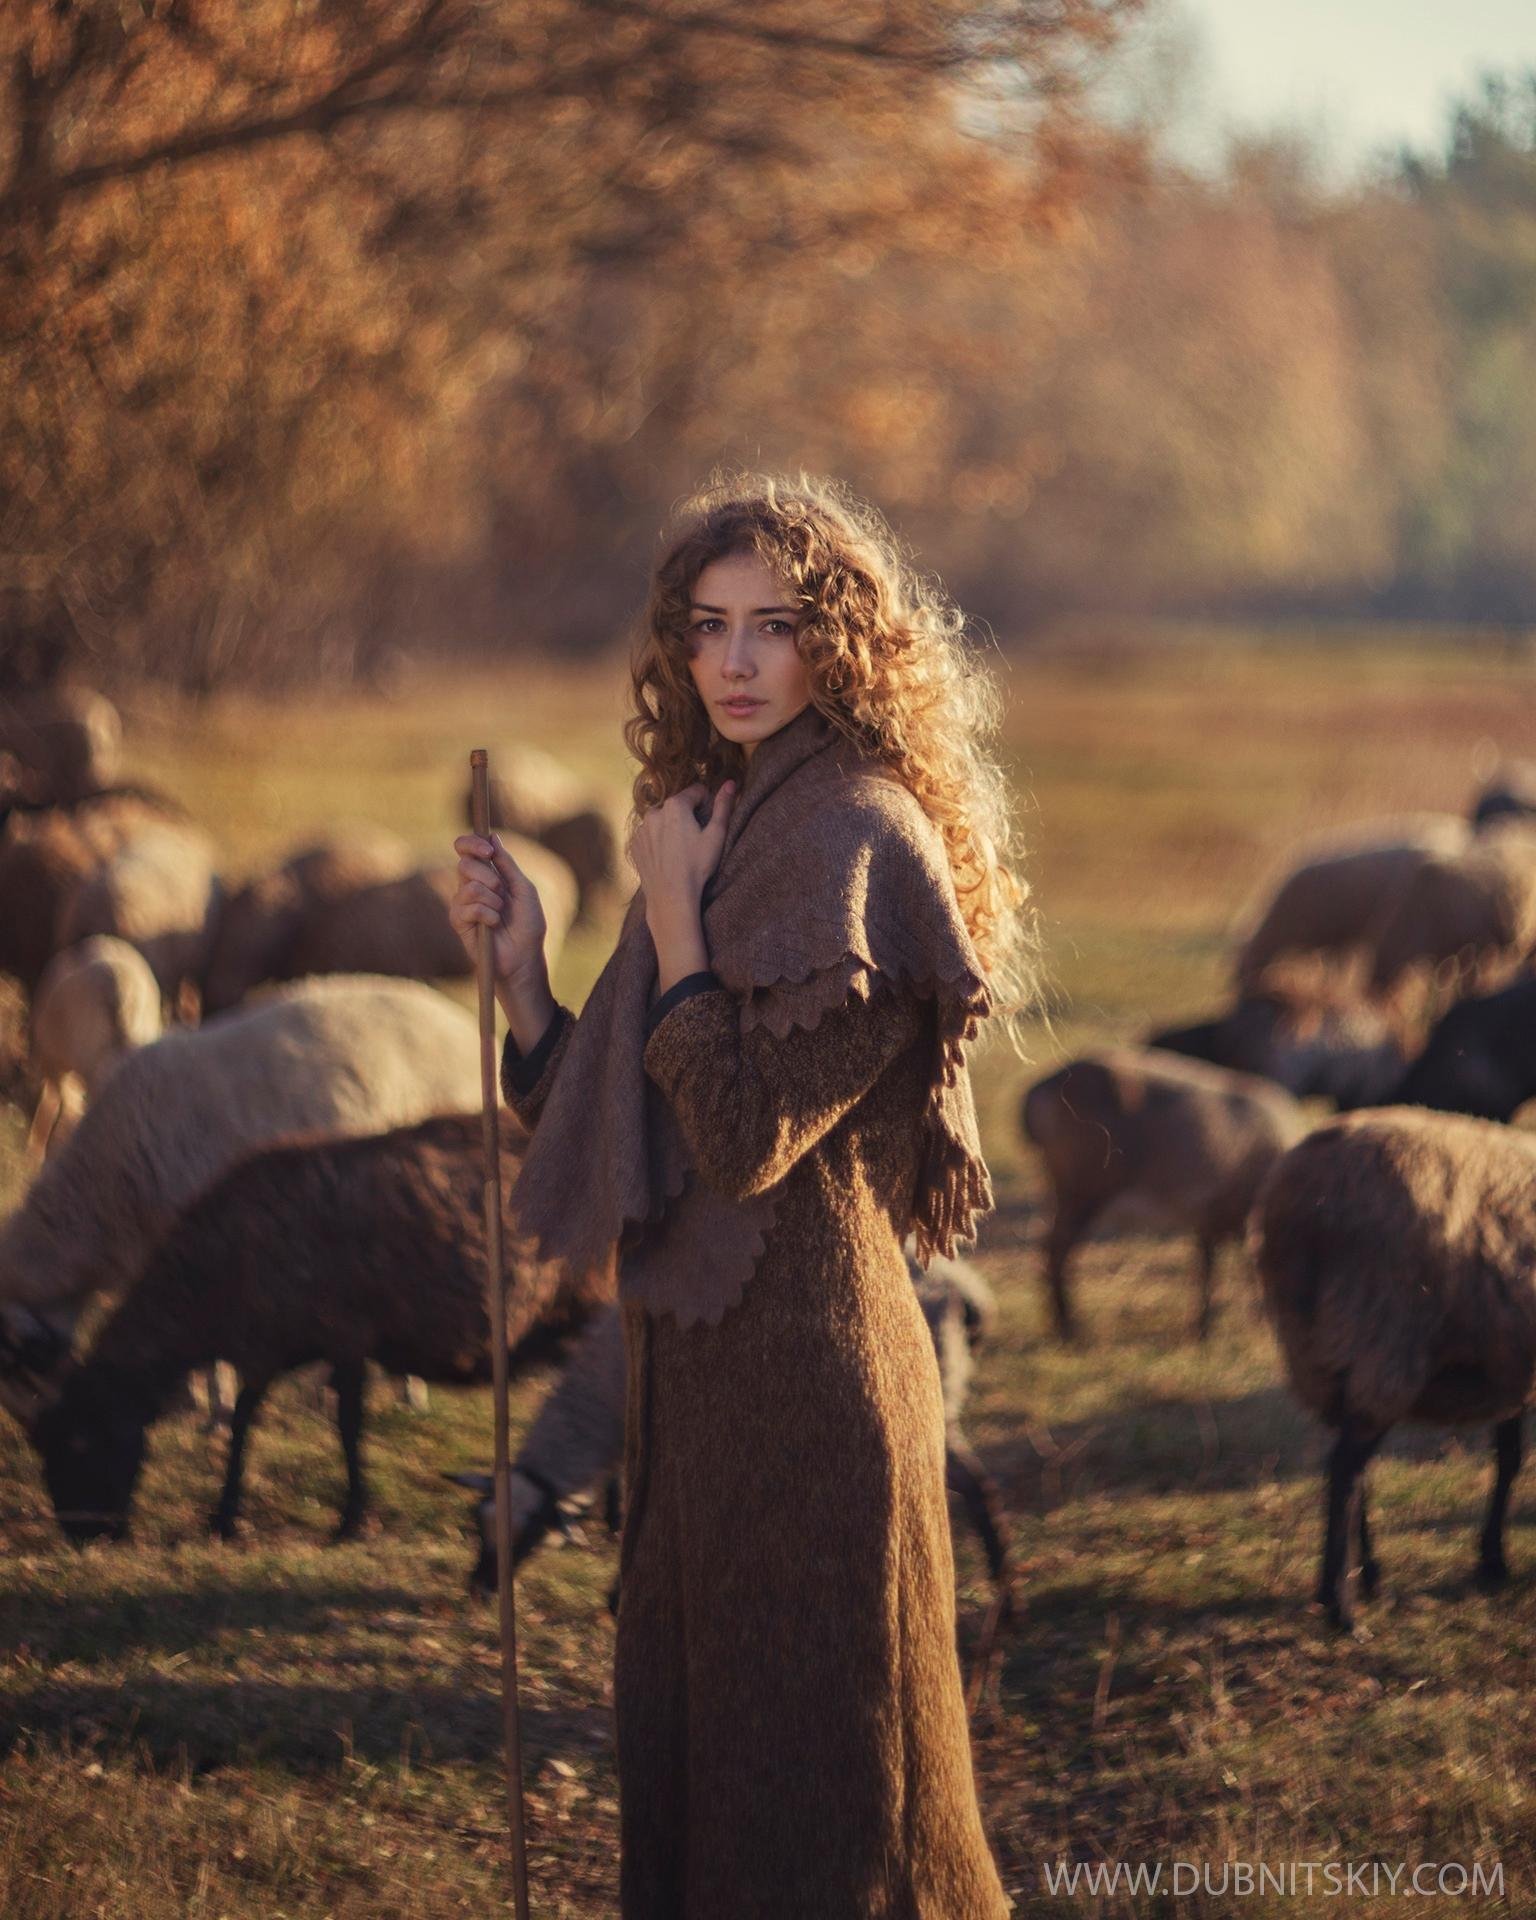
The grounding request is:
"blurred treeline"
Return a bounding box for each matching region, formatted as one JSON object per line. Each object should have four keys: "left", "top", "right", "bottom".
{"left": 4, "top": 2, "right": 1536, "bottom": 691}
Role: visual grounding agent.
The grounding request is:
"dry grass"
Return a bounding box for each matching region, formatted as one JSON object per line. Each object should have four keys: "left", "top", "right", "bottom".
{"left": 1, "top": 626, "right": 1532, "bottom": 1916}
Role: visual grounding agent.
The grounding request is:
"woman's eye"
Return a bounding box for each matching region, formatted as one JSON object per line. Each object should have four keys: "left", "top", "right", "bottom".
{"left": 764, "top": 620, "right": 793, "bottom": 636}
{"left": 690, "top": 618, "right": 723, "bottom": 635}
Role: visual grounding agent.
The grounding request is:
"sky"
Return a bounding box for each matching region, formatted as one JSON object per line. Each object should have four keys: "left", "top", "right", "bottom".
{"left": 1166, "top": 0, "right": 1536, "bottom": 174}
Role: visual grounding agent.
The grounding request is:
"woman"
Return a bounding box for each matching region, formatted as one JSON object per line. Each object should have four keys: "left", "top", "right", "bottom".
{"left": 451, "top": 475, "right": 1033, "bottom": 1919}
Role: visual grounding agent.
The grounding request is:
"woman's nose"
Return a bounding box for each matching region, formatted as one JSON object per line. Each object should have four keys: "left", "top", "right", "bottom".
{"left": 722, "top": 627, "right": 754, "bottom": 676}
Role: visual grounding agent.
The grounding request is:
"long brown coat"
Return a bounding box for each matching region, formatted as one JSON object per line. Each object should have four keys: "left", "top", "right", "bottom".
{"left": 505, "top": 970, "right": 1011, "bottom": 1919}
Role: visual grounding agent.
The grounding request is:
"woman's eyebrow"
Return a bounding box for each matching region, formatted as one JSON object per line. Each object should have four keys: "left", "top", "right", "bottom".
{"left": 690, "top": 602, "right": 799, "bottom": 615}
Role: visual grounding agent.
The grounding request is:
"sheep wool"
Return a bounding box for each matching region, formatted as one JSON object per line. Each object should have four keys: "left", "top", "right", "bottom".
{"left": 501, "top": 703, "right": 1009, "bottom": 1920}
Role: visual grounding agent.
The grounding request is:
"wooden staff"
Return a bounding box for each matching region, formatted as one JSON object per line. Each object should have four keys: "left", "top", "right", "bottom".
{"left": 470, "top": 748, "right": 533, "bottom": 1917}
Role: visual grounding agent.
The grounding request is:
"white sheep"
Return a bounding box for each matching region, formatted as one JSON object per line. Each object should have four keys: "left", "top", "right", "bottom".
{"left": 25, "top": 936, "right": 163, "bottom": 1160}
{"left": 1251, "top": 1107, "right": 1536, "bottom": 1631}
{"left": 0, "top": 974, "right": 485, "bottom": 1425}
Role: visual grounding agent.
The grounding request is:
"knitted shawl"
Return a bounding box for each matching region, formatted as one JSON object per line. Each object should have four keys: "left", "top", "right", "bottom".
{"left": 506, "top": 701, "right": 995, "bottom": 1328}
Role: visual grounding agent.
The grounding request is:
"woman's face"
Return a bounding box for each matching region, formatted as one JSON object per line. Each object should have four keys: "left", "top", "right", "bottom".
{"left": 684, "top": 551, "right": 812, "bottom": 762}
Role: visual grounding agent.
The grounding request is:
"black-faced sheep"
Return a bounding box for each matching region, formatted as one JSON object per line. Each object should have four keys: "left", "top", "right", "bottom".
{"left": 30, "top": 1111, "right": 613, "bottom": 1543}
{"left": 0, "top": 974, "right": 485, "bottom": 1423}
{"left": 1021, "top": 1047, "right": 1306, "bottom": 1343}
{"left": 449, "top": 1246, "right": 1017, "bottom": 1613}
{"left": 1148, "top": 979, "right": 1406, "bottom": 1108}
{"left": 1471, "top": 762, "right": 1536, "bottom": 832}
{"left": 1382, "top": 975, "right": 1536, "bottom": 1122}
{"left": 1251, "top": 1108, "right": 1536, "bottom": 1630}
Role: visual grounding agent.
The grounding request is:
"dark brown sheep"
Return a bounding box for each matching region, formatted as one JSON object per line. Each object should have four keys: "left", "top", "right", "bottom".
{"left": 1252, "top": 1108, "right": 1536, "bottom": 1630}
{"left": 29, "top": 1110, "right": 614, "bottom": 1544}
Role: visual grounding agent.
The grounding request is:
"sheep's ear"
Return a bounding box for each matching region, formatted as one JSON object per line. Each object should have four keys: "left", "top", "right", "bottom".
{"left": 443, "top": 1471, "right": 495, "bottom": 1495}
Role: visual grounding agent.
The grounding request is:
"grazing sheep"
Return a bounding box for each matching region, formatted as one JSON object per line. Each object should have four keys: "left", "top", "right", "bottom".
{"left": 536, "top": 807, "right": 623, "bottom": 924}
{"left": 1021, "top": 1047, "right": 1306, "bottom": 1343}
{"left": 450, "top": 1246, "right": 1017, "bottom": 1612}
{"left": 26, "top": 937, "right": 163, "bottom": 1159}
{"left": 0, "top": 974, "right": 485, "bottom": 1423}
{"left": 208, "top": 846, "right": 577, "bottom": 1008}
{"left": 0, "top": 686, "right": 121, "bottom": 808}
{"left": 1251, "top": 1108, "right": 1536, "bottom": 1629}
{"left": 55, "top": 820, "right": 222, "bottom": 1006}
{"left": 30, "top": 1111, "right": 612, "bottom": 1544}
{"left": 1471, "top": 762, "right": 1536, "bottom": 832}
{"left": 0, "top": 787, "right": 186, "bottom": 992}
{"left": 201, "top": 826, "right": 414, "bottom": 1012}
{"left": 1233, "top": 817, "right": 1469, "bottom": 993}
{"left": 1148, "top": 980, "right": 1406, "bottom": 1108}
{"left": 1384, "top": 976, "right": 1536, "bottom": 1123}
{"left": 1368, "top": 828, "right": 1536, "bottom": 999}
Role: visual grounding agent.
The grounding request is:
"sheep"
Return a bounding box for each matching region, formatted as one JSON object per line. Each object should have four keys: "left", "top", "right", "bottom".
{"left": 1367, "top": 827, "right": 1536, "bottom": 1000}
{"left": 0, "top": 974, "right": 486, "bottom": 1424}
{"left": 205, "top": 843, "right": 577, "bottom": 1010}
{"left": 1251, "top": 1108, "right": 1536, "bottom": 1630}
{"left": 1233, "top": 816, "right": 1470, "bottom": 993}
{"left": 1021, "top": 1046, "right": 1306, "bottom": 1343}
{"left": 1471, "top": 761, "right": 1536, "bottom": 832}
{"left": 1148, "top": 977, "right": 1406, "bottom": 1108}
{"left": 0, "top": 686, "right": 121, "bottom": 809}
{"left": 1383, "top": 976, "right": 1536, "bottom": 1123}
{"left": 449, "top": 1245, "right": 1017, "bottom": 1613}
{"left": 286, "top": 861, "right": 577, "bottom": 983}
{"left": 25, "top": 936, "right": 163, "bottom": 1159}
{"left": 55, "top": 819, "right": 222, "bottom": 1009}
{"left": 201, "top": 825, "right": 414, "bottom": 1012}
{"left": 29, "top": 1110, "right": 613, "bottom": 1544}
{"left": 0, "top": 786, "right": 186, "bottom": 992}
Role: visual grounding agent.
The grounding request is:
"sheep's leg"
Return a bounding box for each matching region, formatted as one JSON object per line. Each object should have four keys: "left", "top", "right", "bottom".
{"left": 1193, "top": 1238, "right": 1219, "bottom": 1343}
{"left": 1318, "top": 1417, "right": 1383, "bottom": 1630}
{"left": 25, "top": 1082, "right": 62, "bottom": 1163}
{"left": 210, "top": 1378, "right": 270, "bottom": 1540}
{"left": 332, "top": 1360, "right": 369, "bottom": 1541}
{"left": 1043, "top": 1202, "right": 1093, "bottom": 1344}
{"left": 945, "top": 1433, "right": 1017, "bottom": 1619}
{"left": 1357, "top": 1474, "right": 1381, "bottom": 1601}
{"left": 1477, "top": 1415, "right": 1524, "bottom": 1588}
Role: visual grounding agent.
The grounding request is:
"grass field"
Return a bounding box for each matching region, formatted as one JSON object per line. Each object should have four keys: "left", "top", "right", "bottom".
{"left": 2, "top": 627, "right": 1533, "bottom": 1916}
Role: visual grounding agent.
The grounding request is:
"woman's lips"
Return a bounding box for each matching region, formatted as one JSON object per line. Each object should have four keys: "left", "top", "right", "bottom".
{"left": 720, "top": 698, "right": 764, "bottom": 712}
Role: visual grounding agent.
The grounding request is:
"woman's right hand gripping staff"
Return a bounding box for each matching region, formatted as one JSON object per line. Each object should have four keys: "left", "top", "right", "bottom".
{"left": 451, "top": 830, "right": 567, "bottom": 1108}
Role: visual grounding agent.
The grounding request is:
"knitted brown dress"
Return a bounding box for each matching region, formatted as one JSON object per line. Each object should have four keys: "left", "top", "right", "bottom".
{"left": 503, "top": 964, "right": 1012, "bottom": 1916}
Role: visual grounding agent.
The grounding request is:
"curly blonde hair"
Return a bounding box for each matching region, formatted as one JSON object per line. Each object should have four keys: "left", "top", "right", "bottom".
{"left": 624, "top": 472, "right": 1040, "bottom": 1051}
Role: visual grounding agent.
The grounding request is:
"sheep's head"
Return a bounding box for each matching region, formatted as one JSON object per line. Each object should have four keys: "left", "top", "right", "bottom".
{"left": 0, "top": 1303, "right": 73, "bottom": 1426}
{"left": 30, "top": 1374, "right": 147, "bottom": 1544}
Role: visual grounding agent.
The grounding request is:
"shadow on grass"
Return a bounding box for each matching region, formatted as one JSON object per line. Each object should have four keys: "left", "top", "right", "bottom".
{"left": 0, "top": 1675, "right": 606, "bottom": 1772}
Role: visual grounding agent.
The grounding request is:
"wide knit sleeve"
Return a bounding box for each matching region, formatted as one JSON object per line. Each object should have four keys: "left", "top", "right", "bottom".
{"left": 499, "top": 1002, "right": 577, "bottom": 1132}
{"left": 641, "top": 971, "right": 927, "bottom": 1203}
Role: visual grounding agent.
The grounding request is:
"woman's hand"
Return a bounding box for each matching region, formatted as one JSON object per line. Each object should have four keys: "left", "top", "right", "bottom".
{"left": 629, "top": 781, "right": 736, "bottom": 924}
{"left": 450, "top": 832, "right": 549, "bottom": 988}
{"left": 630, "top": 781, "right": 736, "bottom": 991}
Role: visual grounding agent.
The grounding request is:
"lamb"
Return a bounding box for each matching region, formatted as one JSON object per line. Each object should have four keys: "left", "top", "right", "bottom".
{"left": 1383, "top": 976, "right": 1536, "bottom": 1123}
{"left": 30, "top": 1110, "right": 613, "bottom": 1544}
{"left": 0, "top": 686, "right": 121, "bottom": 809}
{"left": 1021, "top": 1046, "right": 1306, "bottom": 1343}
{"left": 0, "top": 786, "right": 187, "bottom": 992}
{"left": 1233, "top": 816, "right": 1469, "bottom": 993}
{"left": 25, "top": 936, "right": 163, "bottom": 1158}
{"left": 1251, "top": 1108, "right": 1536, "bottom": 1630}
{"left": 1367, "top": 828, "right": 1536, "bottom": 999}
{"left": 0, "top": 974, "right": 486, "bottom": 1423}
{"left": 450, "top": 1245, "right": 1017, "bottom": 1612}
{"left": 55, "top": 819, "right": 222, "bottom": 1007}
